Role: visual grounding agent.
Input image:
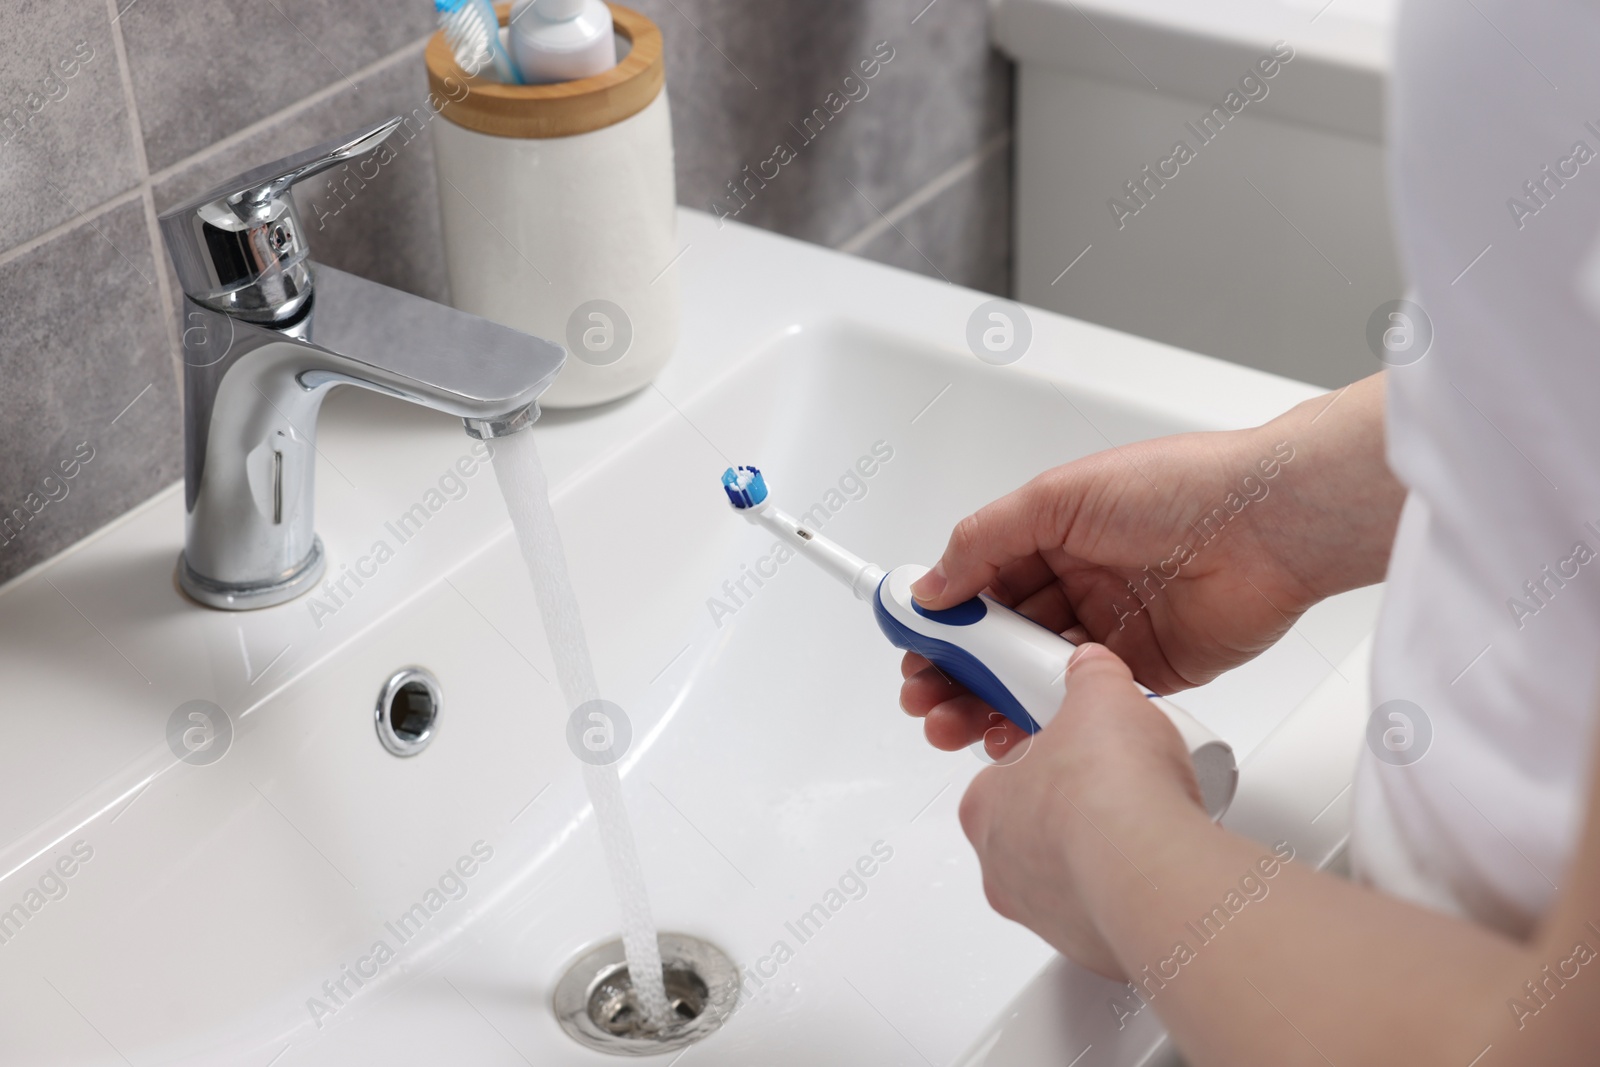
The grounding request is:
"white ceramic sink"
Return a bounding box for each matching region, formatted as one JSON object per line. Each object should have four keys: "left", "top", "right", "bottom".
{"left": 0, "top": 210, "right": 1379, "bottom": 1065}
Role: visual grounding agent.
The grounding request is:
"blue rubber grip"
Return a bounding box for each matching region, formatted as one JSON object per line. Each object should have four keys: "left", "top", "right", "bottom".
{"left": 873, "top": 580, "right": 1042, "bottom": 734}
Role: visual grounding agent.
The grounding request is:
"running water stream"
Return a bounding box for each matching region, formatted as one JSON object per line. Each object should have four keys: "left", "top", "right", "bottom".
{"left": 490, "top": 431, "right": 672, "bottom": 1027}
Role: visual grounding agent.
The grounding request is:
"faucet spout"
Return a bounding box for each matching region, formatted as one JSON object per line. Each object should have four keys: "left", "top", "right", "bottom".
{"left": 158, "top": 117, "right": 567, "bottom": 610}
{"left": 177, "top": 265, "right": 565, "bottom": 610}
{"left": 286, "top": 267, "right": 561, "bottom": 423}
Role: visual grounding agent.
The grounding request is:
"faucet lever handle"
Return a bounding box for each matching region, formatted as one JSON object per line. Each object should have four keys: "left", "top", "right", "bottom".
{"left": 158, "top": 117, "right": 404, "bottom": 324}
{"left": 229, "top": 117, "right": 403, "bottom": 214}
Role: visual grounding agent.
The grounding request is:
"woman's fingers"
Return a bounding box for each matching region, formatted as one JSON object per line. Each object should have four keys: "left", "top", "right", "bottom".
{"left": 900, "top": 651, "right": 933, "bottom": 680}
{"left": 980, "top": 716, "right": 1033, "bottom": 762}
{"left": 900, "top": 662, "right": 966, "bottom": 715}
{"left": 911, "top": 474, "right": 1075, "bottom": 608}
{"left": 923, "top": 693, "right": 1003, "bottom": 750}
{"left": 1008, "top": 581, "right": 1080, "bottom": 635}
{"left": 989, "top": 555, "right": 1058, "bottom": 606}
{"left": 902, "top": 661, "right": 1036, "bottom": 755}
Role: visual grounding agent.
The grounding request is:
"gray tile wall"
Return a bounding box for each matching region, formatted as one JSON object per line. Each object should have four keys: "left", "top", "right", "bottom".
{"left": 0, "top": 0, "right": 1012, "bottom": 585}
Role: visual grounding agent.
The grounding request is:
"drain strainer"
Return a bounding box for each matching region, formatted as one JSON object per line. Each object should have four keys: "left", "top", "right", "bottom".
{"left": 553, "top": 933, "right": 739, "bottom": 1055}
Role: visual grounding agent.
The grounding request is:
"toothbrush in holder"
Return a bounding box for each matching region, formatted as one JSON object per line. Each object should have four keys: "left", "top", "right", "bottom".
{"left": 721, "top": 465, "right": 1238, "bottom": 819}
{"left": 436, "top": 0, "right": 523, "bottom": 83}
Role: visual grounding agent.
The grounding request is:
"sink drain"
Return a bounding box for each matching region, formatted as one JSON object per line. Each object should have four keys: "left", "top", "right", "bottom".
{"left": 553, "top": 933, "right": 739, "bottom": 1055}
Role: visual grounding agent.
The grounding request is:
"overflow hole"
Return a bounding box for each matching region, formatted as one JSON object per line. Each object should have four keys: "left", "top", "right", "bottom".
{"left": 376, "top": 667, "right": 440, "bottom": 757}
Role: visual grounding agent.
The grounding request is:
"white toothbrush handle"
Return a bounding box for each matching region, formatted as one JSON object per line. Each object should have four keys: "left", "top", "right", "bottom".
{"left": 873, "top": 564, "right": 1238, "bottom": 819}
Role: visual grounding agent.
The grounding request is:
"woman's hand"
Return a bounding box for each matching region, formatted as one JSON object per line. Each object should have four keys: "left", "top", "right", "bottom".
{"left": 955, "top": 638, "right": 1588, "bottom": 1067}
{"left": 901, "top": 375, "right": 1403, "bottom": 755}
{"left": 957, "top": 642, "right": 1208, "bottom": 978}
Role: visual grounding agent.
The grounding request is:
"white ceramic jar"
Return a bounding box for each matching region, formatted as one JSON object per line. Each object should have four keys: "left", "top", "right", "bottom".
{"left": 427, "top": 3, "right": 677, "bottom": 408}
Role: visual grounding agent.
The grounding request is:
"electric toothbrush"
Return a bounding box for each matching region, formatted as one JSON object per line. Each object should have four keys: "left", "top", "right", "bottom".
{"left": 721, "top": 465, "right": 1238, "bottom": 819}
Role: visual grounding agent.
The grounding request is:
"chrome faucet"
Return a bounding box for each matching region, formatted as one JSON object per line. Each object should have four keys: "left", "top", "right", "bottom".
{"left": 158, "top": 117, "right": 565, "bottom": 610}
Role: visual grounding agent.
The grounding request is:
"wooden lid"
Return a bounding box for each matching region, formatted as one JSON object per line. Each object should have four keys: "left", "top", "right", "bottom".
{"left": 426, "top": 3, "right": 664, "bottom": 139}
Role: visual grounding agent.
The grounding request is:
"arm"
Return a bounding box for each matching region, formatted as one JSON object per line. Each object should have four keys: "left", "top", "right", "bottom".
{"left": 961, "top": 644, "right": 1600, "bottom": 1067}
{"left": 924, "top": 374, "right": 1596, "bottom": 1061}
{"left": 1238, "top": 371, "right": 1405, "bottom": 600}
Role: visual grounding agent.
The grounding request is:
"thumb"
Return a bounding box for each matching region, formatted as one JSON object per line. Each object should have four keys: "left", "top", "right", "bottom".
{"left": 1059, "top": 642, "right": 1204, "bottom": 807}
{"left": 1057, "top": 642, "right": 1149, "bottom": 727}
{"left": 911, "top": 475, "right": 1071, "bottom": 607}
{"left": 1063, "top": 642, "right": 1134, "bottom": 689}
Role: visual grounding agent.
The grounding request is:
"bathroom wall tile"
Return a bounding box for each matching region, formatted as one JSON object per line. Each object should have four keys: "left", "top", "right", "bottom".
{"left": 0, "top": 200, "right": 182, "bottom": 585}
{"left": 0, "top": 0, "right": 1014, "bottom": 578}
{"left": 631, "top": 0, "right": 1012, "bottom": 247}
{"left": 852, "top": 140, "right": 1012, "bottom": 296}
{"left": 0, "top": 0, "right": 140, "bottom": 249}
{"left": 151, "top": 51, "right": 449, "bottom": 306}
{"left": 118, "top": 0, "right": 437, "bottom": 172}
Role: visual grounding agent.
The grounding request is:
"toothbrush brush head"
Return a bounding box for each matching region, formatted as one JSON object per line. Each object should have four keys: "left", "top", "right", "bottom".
{"left": 721, "top": 466, "right": 768, "bottom": 509}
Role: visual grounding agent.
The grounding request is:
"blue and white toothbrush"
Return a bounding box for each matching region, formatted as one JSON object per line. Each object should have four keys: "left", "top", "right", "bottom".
{"left": 721, "top": 465, "right": 1238, "bottom": 819}
{"left": 436, "top": 0, "right": 523, "bottom": 83}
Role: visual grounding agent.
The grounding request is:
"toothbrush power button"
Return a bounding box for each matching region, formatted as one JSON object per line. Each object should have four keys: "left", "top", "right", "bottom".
{"left": 910, "top": 597, "right": 988, "bottom": 626}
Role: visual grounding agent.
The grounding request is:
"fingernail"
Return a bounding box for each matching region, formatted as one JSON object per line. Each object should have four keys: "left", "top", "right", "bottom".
{"left": 912, "top": 563, "right": 946, "bottom": 602}
{"left": 1066, "top": 643, "right": 1107, "bottom": 675}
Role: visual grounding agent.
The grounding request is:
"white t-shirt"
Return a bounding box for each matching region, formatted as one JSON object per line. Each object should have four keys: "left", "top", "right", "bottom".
{"left": 1353, "top": 0, "right": 1600, "bottom": 935}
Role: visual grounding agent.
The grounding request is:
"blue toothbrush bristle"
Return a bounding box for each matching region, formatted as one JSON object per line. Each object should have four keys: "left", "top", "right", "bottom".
{"left": 721, "top": 466, "right": 768, "bottom": 509}
{"left": 435, "top": 0, "right": 522, "bottom": 83}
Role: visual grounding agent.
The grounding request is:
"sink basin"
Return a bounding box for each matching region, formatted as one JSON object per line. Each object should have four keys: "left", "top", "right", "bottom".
{"left": 0, "top": 210, "right": 1379, "bottom": 1065}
